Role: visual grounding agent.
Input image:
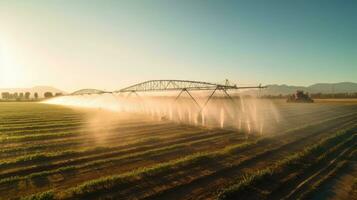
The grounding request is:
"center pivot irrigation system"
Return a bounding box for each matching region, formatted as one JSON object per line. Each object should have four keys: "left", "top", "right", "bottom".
{"left": 71, "top": 79, "right": 266, "bottom": 113}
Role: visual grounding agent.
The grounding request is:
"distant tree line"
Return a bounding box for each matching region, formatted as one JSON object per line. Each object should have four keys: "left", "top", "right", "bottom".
{"left": 262, "top": 93, "right": 357, "bottom": 99}
{"left": 1, "top": 92, "right": 63, "bottom": 101}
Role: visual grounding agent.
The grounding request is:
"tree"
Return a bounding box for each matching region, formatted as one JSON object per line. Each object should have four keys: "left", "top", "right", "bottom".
{"left": 1, "top": 92, "right": 10, "bottom": 99}
{"left": 44, "top": 92, "right": 53, "bottom": 98}
{"left": 19, "top": 92, "right": 24, "bottom": 99}
{"left": 34, "top": 92, "right": 39, "bottom": 99}
{"left": 25, "top": 92, "right": 31, "bottom": 99}
{"left": 55, "top": 92, "right": 63, "bottom": 96}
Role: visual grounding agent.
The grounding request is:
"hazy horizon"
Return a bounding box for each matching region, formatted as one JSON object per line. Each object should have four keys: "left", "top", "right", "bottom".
{"left": 1, "top": 0, "right": 356, "bottom": 91}
{"left": 1, "top": 81, "right": 357, "bottom": 94}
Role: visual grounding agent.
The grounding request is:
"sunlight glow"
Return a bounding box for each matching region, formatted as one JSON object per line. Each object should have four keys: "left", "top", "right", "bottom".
{"left": 0, "top": 40, "right": 25, "bottom": 87}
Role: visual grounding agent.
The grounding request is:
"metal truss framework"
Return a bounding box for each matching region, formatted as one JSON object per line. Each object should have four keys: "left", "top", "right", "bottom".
{"left": 71, "top": 80, "right": 266, "bottom": 115}
{"left": 117, "top": 80, "right": 260, "bottom": 92}
{"left": 117, "top": 80, "right": 265, "bottom": 112}
{"left": 71, "top": 89, "right": 110, "bottom": 95}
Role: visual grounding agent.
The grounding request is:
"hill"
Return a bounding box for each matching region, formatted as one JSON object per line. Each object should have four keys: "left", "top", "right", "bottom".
{"left": 260, "top": 82, "right": 357, "bottom": 96}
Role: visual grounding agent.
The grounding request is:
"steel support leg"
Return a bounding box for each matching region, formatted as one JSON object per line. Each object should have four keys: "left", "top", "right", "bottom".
{"left": 174, "top": 89, "right": 201, "bottom": 110}
{"left": 222, "top": 89, "right": 238, "bottom": 119}
{"left": 175, "top": 89, "right": 185, "bottom": 101}
{"left": 132, "top": 91, "right": 140, "bottom": 98}
{"left": 222, "top": 89, "right": 235, "bottom": 102}
{"left": 199, "top": 86, "right": 218, "bottom": 114}
{"left": 184, "top": 89, "right": 201, "bottom": 110}
{"left": 125, "top": 91, "right": 141, "bottom": 98}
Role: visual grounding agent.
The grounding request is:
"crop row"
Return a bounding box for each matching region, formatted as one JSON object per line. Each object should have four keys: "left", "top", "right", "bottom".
{"left": 217, "top": 128, "right": 356, "bottom": 200}
{"left": 0, "top": 119, "right": 157, "bottom": 138}
{"left": 0, "top": 118, "right": 151, "bottom": 135}
{"left": 298, "top": 159, "right": 350, "bottom": 199}
{"left": 18, "top": 115, "right": 357, "bottom": 199}
{"left": 20, "top": 142, "right": 264, "bottom": 199}
{"left": 0, "top": 130, "right": 239, "bottom": 186}
{"left": 0, "top": 124, "right": 209, "bottom": 161}
{"left": 0, "top": 121, "right": 173, "bottom": 146}
{"left": 138, "top": 116, "right": 357, "bottom": 200}
{"left": 16, "top": 138, "right": 257, "bottom": 199}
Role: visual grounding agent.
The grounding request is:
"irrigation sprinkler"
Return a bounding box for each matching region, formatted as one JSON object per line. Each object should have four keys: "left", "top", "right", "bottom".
{"left": 70, "top": 79, "right": 267, "bottom": 123}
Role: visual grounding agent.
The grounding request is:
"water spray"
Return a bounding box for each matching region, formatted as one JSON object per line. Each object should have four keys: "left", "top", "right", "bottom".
{"left": 45, "top": 80, "right": 274, "bottom": 134}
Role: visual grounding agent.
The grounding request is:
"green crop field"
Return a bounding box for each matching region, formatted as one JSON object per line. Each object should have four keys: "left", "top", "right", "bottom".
{"left": 0, "top": 101, "right": 356, "bottom": 200}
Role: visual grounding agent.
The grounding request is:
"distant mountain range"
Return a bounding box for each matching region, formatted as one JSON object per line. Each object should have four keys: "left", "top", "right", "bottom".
{"left": 260, "top": 82, "right": 357, "bottom": 95}
{"left": 0, "top": 86, "right": 65, "bottom": 98}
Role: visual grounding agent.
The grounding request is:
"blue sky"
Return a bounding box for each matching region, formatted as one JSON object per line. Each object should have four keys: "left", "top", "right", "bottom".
{"left": 0, "top": 0, "right": 356, "bottom": 91}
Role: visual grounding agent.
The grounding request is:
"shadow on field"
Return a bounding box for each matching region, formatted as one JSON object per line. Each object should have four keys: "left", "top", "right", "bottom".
{"left": 61, "top": 168, "right": 78, "bottom": 179}
{"left": 31, "top": 176, "right": 50, "bottom": 187}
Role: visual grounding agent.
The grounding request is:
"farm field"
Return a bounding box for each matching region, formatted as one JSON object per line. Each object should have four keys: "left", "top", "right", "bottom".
{"left": 0, "top": 100, "right": 356, "bottom": 200}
